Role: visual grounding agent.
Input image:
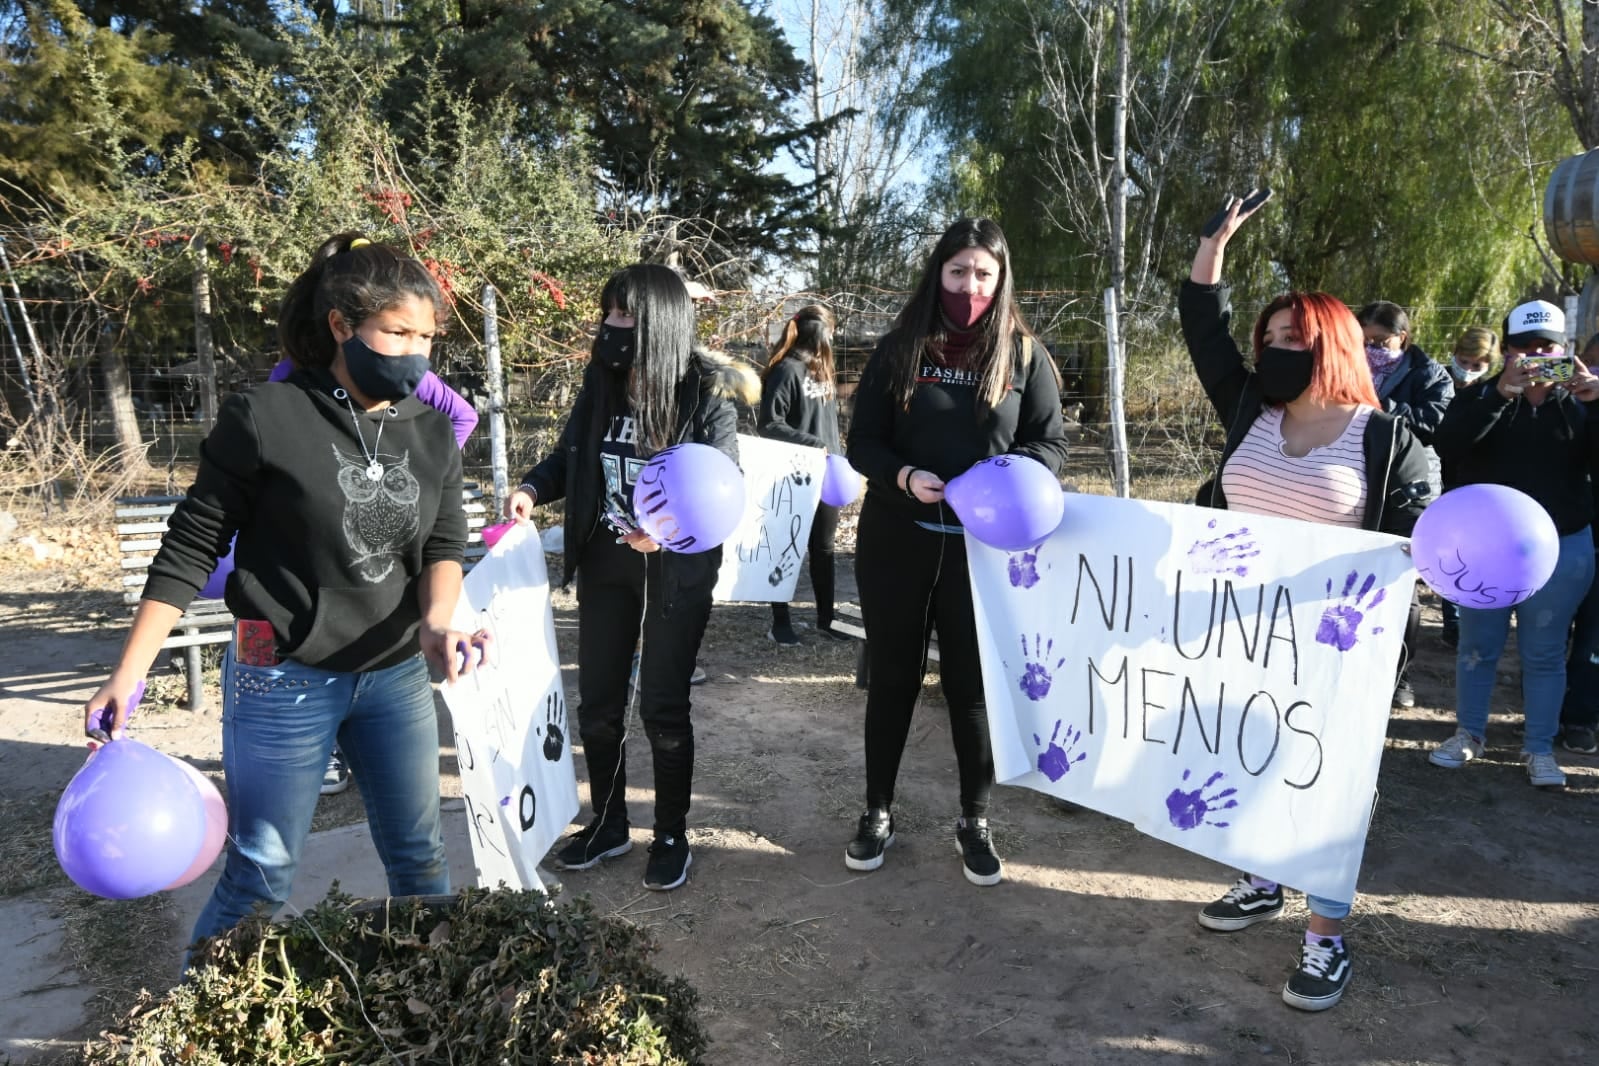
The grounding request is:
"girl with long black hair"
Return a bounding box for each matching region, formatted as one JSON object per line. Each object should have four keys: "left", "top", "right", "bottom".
{"left": 843, "top": 218, "right": 1069, "bottom": 887}
{"left": 505, "top": 264, "right": 757, "bottom": 892}
{"left": 758, "top": 303, "right": 849, "bottom": 644}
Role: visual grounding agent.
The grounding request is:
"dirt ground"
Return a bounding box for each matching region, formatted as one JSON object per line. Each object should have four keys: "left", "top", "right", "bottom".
{"left": 2, "top": 512, "right": 1597, "bottom": 1066}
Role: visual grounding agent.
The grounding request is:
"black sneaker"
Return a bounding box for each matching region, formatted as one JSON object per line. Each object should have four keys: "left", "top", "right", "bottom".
{"left": 642, "top": 834, "right": 692, "bottom": 890}
{"left": 1392, "top": 677, "right": 1416, "bottom": 709}
{"left": 553, "top": 819, "right": 632, "bottom": 871}
{"left": 1561, "top": 726, "right": 1599, "bottom": 754}
{"left": 1197, "top": 878, "right": 1285, "bottom": 931}
{"left": 955, "top": 817, "right": 1002, "bottom": 886}
{"left": 1282, "top": 937, "right": 1352, "bottom": 1011}
{"left": 844, "top": 808, "right": 894, "bottom": 871}
{"left": 768, "top": 622, "right": 801, "bottom": 646}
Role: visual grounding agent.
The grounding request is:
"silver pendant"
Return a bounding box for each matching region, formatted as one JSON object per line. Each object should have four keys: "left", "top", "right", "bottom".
{"left": 366, "top": 462, "right": 384, "bottom": 482}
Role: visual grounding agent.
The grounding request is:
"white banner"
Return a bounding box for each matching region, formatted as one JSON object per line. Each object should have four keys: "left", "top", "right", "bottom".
{"left": 970, "top": 495, "right": 1414, "bottom": 903}
{"left": 713, "top": 434, "right": 827, "bottom": 603}
{"left": 441, "top": 521, "right": 579, "bottom": 891}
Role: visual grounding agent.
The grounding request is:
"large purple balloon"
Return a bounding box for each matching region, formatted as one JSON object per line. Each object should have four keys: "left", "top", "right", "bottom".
{"left": 944, "top": 455, "right": 1065, "bottom": 551}
{"left": 54, "top": 738, "right": 207, "bottom": 899}
{"left": 632, "top": 443, "right": 746, "bottom": 553}
{"left": 1411, "top": 484, "right": 1559, "bottom": 608}
{"left": 200, "top": 536, "right": 235, "bottom": 600}
{"left": 820, "top": 454, "right": 863, "bottom": 507}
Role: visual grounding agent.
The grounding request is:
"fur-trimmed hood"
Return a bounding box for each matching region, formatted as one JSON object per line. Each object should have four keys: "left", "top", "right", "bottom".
{"left": 694, "top": 348, "right": 761, "bottom": 406}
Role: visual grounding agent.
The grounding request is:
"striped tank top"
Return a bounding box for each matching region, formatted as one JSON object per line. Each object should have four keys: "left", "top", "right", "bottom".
{"left": 1220, "top": 406, "right": 1372, "bottom": 528}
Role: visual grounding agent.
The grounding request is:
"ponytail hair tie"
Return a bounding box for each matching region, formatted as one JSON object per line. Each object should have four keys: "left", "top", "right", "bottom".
{"left": 348, "top": 237, "right": 372, "bottom": 249}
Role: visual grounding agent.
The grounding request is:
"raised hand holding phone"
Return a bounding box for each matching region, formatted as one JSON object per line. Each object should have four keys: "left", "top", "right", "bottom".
{"left": 1201, "top": 187, "right": 1274, "bottom": 239}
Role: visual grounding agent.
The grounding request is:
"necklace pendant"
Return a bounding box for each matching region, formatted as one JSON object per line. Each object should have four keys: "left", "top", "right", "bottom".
{"left": 366, "top": 462, "right": 384, "bottom": 482}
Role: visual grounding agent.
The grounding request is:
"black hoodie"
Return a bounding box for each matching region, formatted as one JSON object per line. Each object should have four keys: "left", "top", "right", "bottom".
{"left": 142, "top": 368, "right": 466, "bottom": 672}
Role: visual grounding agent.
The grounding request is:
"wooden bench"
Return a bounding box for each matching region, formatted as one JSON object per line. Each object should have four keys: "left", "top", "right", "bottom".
{"left": 115, "top": 484, "right": 491, "bottom": 711}
{"left": 831, "top": 602, "right": 939, "bottom": 690}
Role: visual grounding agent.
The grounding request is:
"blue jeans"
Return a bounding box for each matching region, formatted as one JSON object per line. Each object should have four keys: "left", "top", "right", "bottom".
{"left": 190, "top": 649, "right": 449, "bottom": 946}
{"left": 1456, "top": 528, "right": 1595, "bottom": 755}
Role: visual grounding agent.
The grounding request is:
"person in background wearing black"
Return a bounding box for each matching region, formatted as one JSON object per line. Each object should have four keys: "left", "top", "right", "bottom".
{"left": 84, "top": 234, "right": 477, "bottom": 954}
{"left": 843, "top": 218, "right": 1068, "bottom": 887}
{"left": 1430, "top": 300, "right": 1599, "bottom": 790}
{"left": 504, "top": 264, "right": 757, "bottom": 892}
{"left": 1355, "top": 300, "right": 1453, "bottom": 710}
{"left": 1436, "top": 326, "right": 1501, "bottom": 649}
{"left": 1557, "top": 332, "right": 1599, "bottom": 754}
{"left": 758, "top": 303, "right": 849, "bottom": 645}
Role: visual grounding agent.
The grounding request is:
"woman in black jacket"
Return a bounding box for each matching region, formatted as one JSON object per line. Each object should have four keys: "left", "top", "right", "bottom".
{"left": 843, "top": 218, "right": 1069, "bottom": 888}
{"left": 1180, "top": 197, "right": 1430, "bottom": 1015}
{"left": 758, "top": 303, "right": 848, "bottom": 645}
{"left": 505, "top": 264, "right": 757, "bottom": 892}
{"left": 1355, "top": 301, "right": 1453, "bottom": 709}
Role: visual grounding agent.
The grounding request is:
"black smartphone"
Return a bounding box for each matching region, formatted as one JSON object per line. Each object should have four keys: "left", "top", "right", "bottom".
{"left": 1201, "top": 187, "right": 1274, "bottom": 238}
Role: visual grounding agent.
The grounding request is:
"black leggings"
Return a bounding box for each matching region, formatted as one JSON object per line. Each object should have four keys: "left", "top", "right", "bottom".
{"left": 855, "top": 498, "right": 992, "bottom": 819}
{"left": 574, "top": 544, "right": 715, "bottom": 838}
{"left": 772, "top": 502, "right": 840, "bottom": 629}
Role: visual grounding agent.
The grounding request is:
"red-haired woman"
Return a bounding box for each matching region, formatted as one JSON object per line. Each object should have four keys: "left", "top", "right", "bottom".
{"left": 1179, "top": 196, "right": 1431, "bottom": 1013}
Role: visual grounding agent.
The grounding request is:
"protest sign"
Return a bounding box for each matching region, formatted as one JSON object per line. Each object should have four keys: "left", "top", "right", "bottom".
{"left": 441, "top": 521, "right": 579, "bottom": 890}
{"left": 713, "top": 434, "right": 827, "bottom": 602}
{"left": 970, "top": 495, "right": 1414, "bottom": 903}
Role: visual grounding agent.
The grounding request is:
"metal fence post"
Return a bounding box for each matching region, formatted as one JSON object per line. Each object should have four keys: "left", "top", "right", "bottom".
{"left": 482, "top": 284, "right": 510, "bottom": 506}
{"left": 1102, "top": 287, "right": 1131, "bottom": 498}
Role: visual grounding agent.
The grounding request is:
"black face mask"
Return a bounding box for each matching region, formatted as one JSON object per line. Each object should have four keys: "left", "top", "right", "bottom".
{"left": 595, "top": 324, "right": 636, "bottom": 372}
{"left": 341, "top": 336, "right": 428, "bottom": 401}
{"left": 1256, "top": 346, "right": 1316, "bottom": 404}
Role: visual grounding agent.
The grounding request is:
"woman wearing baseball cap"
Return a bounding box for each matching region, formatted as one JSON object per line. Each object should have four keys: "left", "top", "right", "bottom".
{"left": 1430, "top": 299, "right": 1599, "bottom": 789}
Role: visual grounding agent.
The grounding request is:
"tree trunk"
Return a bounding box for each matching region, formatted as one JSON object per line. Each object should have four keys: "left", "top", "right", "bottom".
{"left": 191, "top": 232, "right": 217, "bottom": 429}
{"left": 96, "top": 312, "right": 146, "bottom": 471}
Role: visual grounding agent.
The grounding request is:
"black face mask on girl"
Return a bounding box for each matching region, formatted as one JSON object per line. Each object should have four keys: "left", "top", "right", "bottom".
{"left": 341, "top": 336, "right": 429, "bottom": 401}
{"left": 595, "top": 324, "right": 636, "bottom": 372}
{"left": 1256, "top": 346, "right": 1316, "bottom": 404}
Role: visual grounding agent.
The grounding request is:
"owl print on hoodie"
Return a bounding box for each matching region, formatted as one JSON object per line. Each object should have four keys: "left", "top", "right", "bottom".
{"left": 333, "top": 444, "right": 421, "bottom": 582}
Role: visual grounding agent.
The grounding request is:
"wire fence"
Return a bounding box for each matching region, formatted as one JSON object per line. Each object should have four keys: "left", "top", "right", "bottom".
{"left": 1, "top": 289, "right": 1505, "bottom": 516}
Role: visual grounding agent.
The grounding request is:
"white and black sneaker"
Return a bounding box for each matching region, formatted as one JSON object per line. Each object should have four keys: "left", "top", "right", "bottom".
{"left": 553, "top": 819, "right": 633, "bottom": 870}
{"left": 955, "top": 817, "right": 1002, "bottom": 886}
{"left": 844, "top": 808, "right": 894, "bottom": 871}
{"left": 1283, "top": 937, "right": 1352, "bottom": 1011}
{"left": 643, "top": 834, "right": 692, "bottom": 891}
{"left": 320, "top": 750, "right": 351, "bottom": 796}
{"left": 1197, "top": 878, "right": 1285, "bottom": 931}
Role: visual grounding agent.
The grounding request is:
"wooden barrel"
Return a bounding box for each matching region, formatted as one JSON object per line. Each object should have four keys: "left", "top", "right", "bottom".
{"left": 1544, "top": 150, "right": 1599, "bottom": 267}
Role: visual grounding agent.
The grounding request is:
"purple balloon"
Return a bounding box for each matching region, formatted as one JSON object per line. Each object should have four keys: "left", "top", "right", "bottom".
{"left": 162, "top": 759, "right": 228, "bottom": 891}
{"left": 632, "top": 443, "right": 746, "bottom": 553}
{"left": 54, "top": 738, "right": 207, "bottom": 899}
{"left": 944, "top": 455, "right": 1065, "bottom": 551}
{"left": 820, "top": 454, "right": 863, "bottom": 507}
{"left": 1411, "top": 484, "right": 1559, "bottom": 609}
{"left": 200, "top": 536, "right": 236, "bottom": 600}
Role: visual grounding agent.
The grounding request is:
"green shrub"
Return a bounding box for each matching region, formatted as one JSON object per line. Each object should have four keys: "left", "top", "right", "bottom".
{"left": 84, "top": 887, "right": 707, "bottom": 1065}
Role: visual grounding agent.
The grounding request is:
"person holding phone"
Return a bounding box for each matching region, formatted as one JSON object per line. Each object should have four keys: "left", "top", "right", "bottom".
{"left": 503, "top": 264, "right": 757, "bottom": 892}
{"left": 83, "top": 234, "right": 479, "bottom": 956}
{"left": 1430, "top": 300, "right": 1599, "bottom": 788}
{"left": 1181, "top": 195, "right": 1432, "bottom": 1013}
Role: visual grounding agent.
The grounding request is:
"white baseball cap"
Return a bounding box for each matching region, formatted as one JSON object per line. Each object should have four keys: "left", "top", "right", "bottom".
{"left": 1504, "top": 299, "right": 1566, "bottom": 346}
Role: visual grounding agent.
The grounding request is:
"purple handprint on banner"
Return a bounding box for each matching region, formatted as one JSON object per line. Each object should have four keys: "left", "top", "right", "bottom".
{"left": 1017, "top": 634, "right": 1065, "bottom": 700}
{"left": 1033, "top": 720, "right": 1087, "bottom": 781}
{"left": 1008, "top": 547, "right": 1043, "bottom": 588}
{"left": 1186, "top": 519, "right": 1260, "bottom": 578}
{"left": 1166, "top": 769, "right": 1238, "bottom": 830}
{"left": 1315, "top": 570, "right": 1387, "bottom": 652}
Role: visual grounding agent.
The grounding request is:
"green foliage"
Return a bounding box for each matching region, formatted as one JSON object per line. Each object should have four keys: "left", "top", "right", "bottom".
{"left": 83, "top": 887, "right": 709, "bottom": 1065}
{"left": 889, "top": 0, "right": 1580, "bottom": 324}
